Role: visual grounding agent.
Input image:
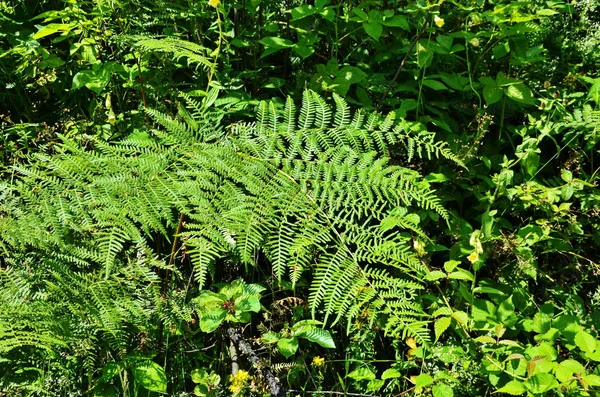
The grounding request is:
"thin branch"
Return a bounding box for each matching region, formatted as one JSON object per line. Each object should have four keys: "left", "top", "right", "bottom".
{"left": 378, "top": 27, "right": 426, "bottom": 109}
{"left": 289, "top": 390, "right": 381, "bottom": 397}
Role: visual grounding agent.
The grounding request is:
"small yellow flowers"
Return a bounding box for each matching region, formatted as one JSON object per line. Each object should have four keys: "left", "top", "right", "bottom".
{"left": 467, "top": 252, "right": 479, "bottom": 263}
{"left": 434, "top": 15, "right": 445, "bottom": 28}
{"left": 208, "top": 0, "right": 220, "bottom": 8}
{"left": 312, "top": 356, "right": 325, "bottom": 367}
{"left": 469, "top": 38, "right": 480, "bottom": 47}
{"left": 228, "top": 370, "right": 251, "bottom": 394}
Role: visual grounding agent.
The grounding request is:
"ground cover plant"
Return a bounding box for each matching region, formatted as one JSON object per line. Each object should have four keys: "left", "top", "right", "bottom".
{"left": 1, "top": 0, "right": 599, "bottom": 396}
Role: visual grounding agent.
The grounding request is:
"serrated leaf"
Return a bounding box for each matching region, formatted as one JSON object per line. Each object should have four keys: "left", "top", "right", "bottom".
{"left": 475, "top": 336, "right": 496, "bottom": 344}
{"left": 575, "top": 331, "right": 597, "bottom": 355}
{"left": 498, "top": 340, "right": 521, "bottom": 347}
{"left": 584, "top": 374, "right": 600, "bottom": 386}
{"left": 425, "top": 270, "right": 447, "bottom": 281}
{"left": 432, "top": 307, "right": 453, "bottom": 317}
{"left": 558, "top": 359, "right": 584, "bottom": 374}
{"left": 435, "top": 317, "right": 452, "bottom": 342}
{"left": 451, "top": 311, "right": 469, "bottom": 326}
{"left": 448, "top": 269, "right": 474, "bottom": 281}
{"left": 525, "top": 373, "right": 558, "bottom": 394}
{"left": 504, "top": 353, "right": 525, "bottom": 361}
{"left": 495, "top": 380, "right": 527, "bottom": 395}
{"left": 366, "top": 379, "right": 385, "bottom": 392}
{"left": 443, "top": 260, "right": 460, "bottom": 273}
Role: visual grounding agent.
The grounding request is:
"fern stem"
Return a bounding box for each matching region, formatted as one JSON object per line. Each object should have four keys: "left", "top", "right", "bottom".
{"left": 163, "top": 212, "right": 185, "bottom": 297}
{"left": 135, "top": 55, "right": 150, "bottom": 125}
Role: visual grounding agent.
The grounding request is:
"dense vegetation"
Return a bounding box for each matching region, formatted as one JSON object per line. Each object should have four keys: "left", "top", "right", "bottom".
{"left": 1, "top": 0, "right": 599, "bottom": 396}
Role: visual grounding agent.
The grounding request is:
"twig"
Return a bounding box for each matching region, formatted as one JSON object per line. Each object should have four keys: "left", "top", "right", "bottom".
{"left": 289, "top": 390, "right": 381, "bottom": 397}
{"left": 394, "top": 386, "right": 415, "bottom": 396}
{"left": 378, "top": 28, "right": 426, "bottom": 109}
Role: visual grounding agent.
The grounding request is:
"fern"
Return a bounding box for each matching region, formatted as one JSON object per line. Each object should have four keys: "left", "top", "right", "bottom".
{"left": 0, "top": 90, "right": 460, "bottom": 351}
{"left": 132, "top": 36, "right": 213, "bottom": 70}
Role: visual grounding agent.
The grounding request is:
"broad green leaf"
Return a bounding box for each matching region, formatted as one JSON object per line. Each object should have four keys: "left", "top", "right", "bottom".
{"left": 33, "top": 23, "right": 71, "bottom": 39}
{"left": 443, "top": 260, "right": 461, "bottom": 273}
{"left": 242, "top": 283, "right": 266, "bottom": 295}
{"left": 260, "top": 331, "right": 280, "bottom": 344}
{"left": 483, "top": 84, "right": 503, "bottom": 105}
{"left": 194, "top": 291, "right": 224, "bottom": 310}
{"left": 496, "top": 296, "right": 515, "bottom": 322}
{"left": 363, "top": 21, "right": 382, "bottom": 40}
{"left": 381, "top": 368, "right": 401, "bottom": 379}
{"left": 432, "top": 384, "right": 454, "bottom": 397}
{"left": 258, "top": 37, "right": 294, "bottom": 58}
{"left": 199, "top": 310, "right": 227, "bottom": 333}
{"left": 434, "top": 317, "right": 452, "bottom": 342}
{"left": 432, "top": 307, "right": 453, "bottom": 317}
{"left": 291, "top": 319, "right": 323, "bottom": 331}
{"left": 575, "top": 331, "right": 597, "bottom": 355}
{"left": 584, "top": 374, "right": 600, "bottom": 386}
{"left": 277, "top": 337, "right": 299, "bottom": 358}
{"left": 475, "top": 336, "right": 496, "bottom": 344}
{"left": 495, "top": 380, "right": 527, "bottom": 395}
{"left": 296, "top": 327, "right": 336, "bottom": 348}
{"left": 525, "top": 373, "right": 558, "bottom": 394}
{"left": 422, "top": 79, "right": 448, "bottom": 91}
{"left": 417, "top": 41, "right": 433, "bottom": 68}
{"left": 425, "top": 270, "right": 447, "bottom": 281}
{"left": 381, "top": 15, "right": 409, "bottom": 30}
{"left": 413, "top": 373, "right": 433, "bottom": 387}
{"left": 347, "top": 367, "right": 376, "bottom": 381}
{"left": 561, "top": 169, "right": 573, "bottom": 183}
{"left": 235, "top": 295, "right": 260, "bottom": 313}
{"left": 555, "top": 359, "right": 584, "bottom": 383}
{"left": 448, "top": 268, "right": 474, "bottom": 281}
{"left": 506, "top": 84, "right": 535, "bottom": 105}
{"left": 99, "top": 362, "right": 122, "bottom": 382}
{"left": 72, "top": 69, "right": 111, "bottom": 95}
{"left": 451, "top": 311, "right": 469, "bottom": 326}
{"left": 132, "top": 361, "right": 167, "bottom": 393}
{"left": 191, "top": 368, "right": 207, "bottom": 383}
{"left": 294, "top": 43, "right": 314, "bottom": 59}
{"left": 290, "top": 4, "right": 317, "bottom": 20}
{"left": 366, "top": 379, "right": 385, "bottom": 392}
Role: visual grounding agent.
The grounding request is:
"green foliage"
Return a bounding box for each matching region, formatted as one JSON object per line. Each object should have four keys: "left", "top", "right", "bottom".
{"left": 1, "top": 0, "right": 600, "bottom": 395}
{"left": 194, "top": 279, "right": 265, "bottom": 332}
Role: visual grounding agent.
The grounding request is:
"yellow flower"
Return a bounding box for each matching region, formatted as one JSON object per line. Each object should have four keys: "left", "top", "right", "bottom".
{"left": 312, "top": 356, "right": 325, "bottom": 367}
{"left": 469, "top": 38, "right": 480, "bottom": 47}
{"left": 229, "top": 370, "right": 251, "bottom": 394}
{"left": 434, "top": 15, "right": 444, "bottom": 28}
{"left": 208, "top": 0, "right": 220, "bottom": 7}
{"left": 467, "top": 252, "right": 479, "bottom": 263}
